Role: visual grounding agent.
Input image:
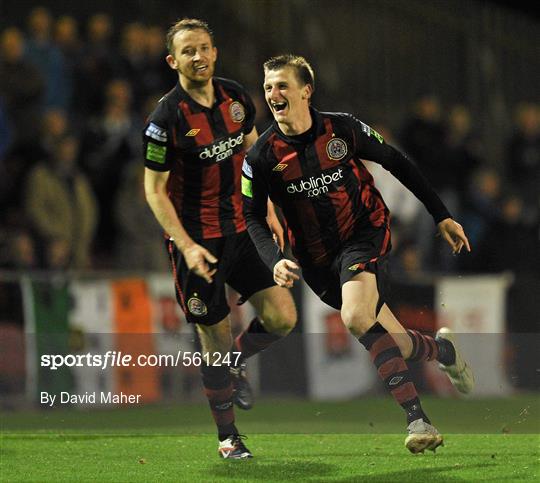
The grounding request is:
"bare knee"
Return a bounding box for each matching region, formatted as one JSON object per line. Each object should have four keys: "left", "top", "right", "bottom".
{"left": 261, "top": 304, "right": 297, "bottom": 336}
{"left": 341, "top": 303, "right": 377, "bottom": 338}
{"left": 255, "top": 288, "right": 297, "bottom": 336}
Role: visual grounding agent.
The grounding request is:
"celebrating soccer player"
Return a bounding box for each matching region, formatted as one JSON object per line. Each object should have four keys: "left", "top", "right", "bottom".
{"left": 242, "top": 54, "right": 474, "bottom": 454}
{"left": 143, "top": 20, "right": 297, "bottom": 459}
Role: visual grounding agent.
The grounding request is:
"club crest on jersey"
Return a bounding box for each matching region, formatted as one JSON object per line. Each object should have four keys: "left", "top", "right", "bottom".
{"left": 326, "top": 138, "right": 347, "bottom": 160}
{"left": 186, "top": 128, "right": 200, "bottom": 136}
{"left": 187, "top": 297, "right": 207, "bottom": 316}
{"left": 229, "top": 101, "right": 245, "bottom": 123}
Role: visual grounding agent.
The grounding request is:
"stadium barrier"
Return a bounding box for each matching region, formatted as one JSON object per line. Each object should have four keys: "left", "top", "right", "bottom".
{"left": 0, "top": 270, "right": 532, "bottom": 410}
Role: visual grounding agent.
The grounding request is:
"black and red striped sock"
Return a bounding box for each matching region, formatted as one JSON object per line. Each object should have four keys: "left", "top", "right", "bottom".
{"left": 407, "top": 329, "right": 456, "bottom": 365}
{"left": 359, "top": 323, "right": 430, "bottom": 424}
{"left": 201, "top": 364, "right": 237, "bottom": 440}
{"left": 407, "top": 330, "right": 439, "bottom": 362}
{"left": 233, "top": 317, "right": 282, "bottom": 365}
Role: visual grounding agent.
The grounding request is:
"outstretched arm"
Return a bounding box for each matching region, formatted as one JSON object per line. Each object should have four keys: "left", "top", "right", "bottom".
{"left": 346, "top": 115, "right": 473, "bottom": 253}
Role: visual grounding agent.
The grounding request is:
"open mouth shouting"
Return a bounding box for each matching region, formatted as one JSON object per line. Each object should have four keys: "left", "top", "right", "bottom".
{"left": 271, "top": 101, "right": 288, "bottom": 116}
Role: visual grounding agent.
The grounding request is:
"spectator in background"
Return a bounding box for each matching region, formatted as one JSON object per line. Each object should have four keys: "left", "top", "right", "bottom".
{"left": 0, "top": 229, "right": 36, "bottom": 270}
{"left": 0, "top": 27, "right": 45, "bottom": 231}
{"left": 0, "top": 98, "right": 12, "bottom": 160}
{"left": 117, "top": 22, "right": 149, "bottom": 107}
{"left": 24, "top": 134, "right": 97, "bottom": 269}
{"left": 399, "top": 93, "right": 448, "bottom": 192}
{"left": 114, "top": 162, "right": 169, "bottom": 271}
{"left": 506, "top": 102, "right": 540, "bottom": 223}
{"left": 77, "top": 13, "right": 116, "bottom": 118}
{"left": 54, "top": 15, "right": 82, "bottom": 56}
{"left": 444, "top": 104, "right": 483, "bottom": 211}
{"left": 399, "top": 94, "right": 461, "bottom": 271}
{"left": 252, "top": 91, "right": 274, "bottom": 133}
{"left": 475, "top": 193, "right": 540, "bottom": 274}
{"left": 0, "top": 27, "right": 44, "bottom": 148}
{"left": 143, "top": 25, "right": 176, "bottom": 99}
{"left": 25, "top": 7, "right": 70, "bottom": 110}
{"left": 81, "top": 78, "right": 140, "bottom": 264}
{"left": 0, "top": 146, "right": 36, "bottom": 231}
{"left": 40, "top": 108, "right": 69, "bottom": 154}
{"left": 459, "top": 166, "right": 502, "bottom": 271}
{"left": 391, "top": 239, "right": 425, "bottom": 283}
{"left": 54, "top": 15, "right": 83, "bottom": 114}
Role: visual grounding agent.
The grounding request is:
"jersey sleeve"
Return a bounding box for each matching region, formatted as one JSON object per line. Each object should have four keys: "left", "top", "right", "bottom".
{"left": 342, "top": 114, "right": 452, "bottom": 224}
{"left": 142, "top": 103, "right": 173, "bottom": 172}
{"left": 242, "top": 151, "right": 284, "bottom": 271}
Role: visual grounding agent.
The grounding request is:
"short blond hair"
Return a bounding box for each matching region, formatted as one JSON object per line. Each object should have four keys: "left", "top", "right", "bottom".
{"left": 166, "top": 18, "right": 213, "bottom": 55}
{"left": 264, "top": 54, "right": 315, "bottom": 92}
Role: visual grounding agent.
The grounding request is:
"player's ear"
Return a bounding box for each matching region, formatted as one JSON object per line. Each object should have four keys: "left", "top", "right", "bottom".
{"left": 166, "top": 54, "right": 178, "bottom": 70}
{"left": 212, "top": 46, "right": 218, "bottom": 61}
{"left": 302, "top": 84, "right": 313, "bottom": 100}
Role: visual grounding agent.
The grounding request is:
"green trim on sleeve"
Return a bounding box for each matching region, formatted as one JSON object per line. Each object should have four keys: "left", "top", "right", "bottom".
{"left": 370, "top": 128, "right": 384, "bottom": 144}
{"left": 241, "top": 175, "right": 253, "bottom": 198}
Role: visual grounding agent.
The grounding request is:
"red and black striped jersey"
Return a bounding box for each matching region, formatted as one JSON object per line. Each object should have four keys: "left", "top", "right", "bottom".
{"left": 242, "top": 108, "right": 451, "bottom": 269}
{"left": 143, "top": 77, "right": 256, "bottom": 239}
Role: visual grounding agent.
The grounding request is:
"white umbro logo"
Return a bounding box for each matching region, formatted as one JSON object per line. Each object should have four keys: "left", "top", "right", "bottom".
{"left": 215, "top": 402, "right": 233, "bottom": 410}
{"left": 389, "top": 376, "right": 404, "bottom": 386}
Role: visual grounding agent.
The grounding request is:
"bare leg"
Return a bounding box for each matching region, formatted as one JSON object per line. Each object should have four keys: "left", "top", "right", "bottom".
{"left": 249, "top": 285, "right": 297, "bottom": 336}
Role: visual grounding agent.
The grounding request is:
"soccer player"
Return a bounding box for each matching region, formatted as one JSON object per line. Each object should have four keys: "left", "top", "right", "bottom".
{"left": 143, "top": 20, "right": 297, "bottom": 459}
{"left": 242, "top": 55, "right": 474, "bottom": 454}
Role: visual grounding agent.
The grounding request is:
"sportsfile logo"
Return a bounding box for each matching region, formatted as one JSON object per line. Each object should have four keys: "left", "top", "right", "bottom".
{"left": 286, "top": 168, "right": 344, "bottom": 197}
{"left": 199, "top": 133, "right": 244, "bottom": 162}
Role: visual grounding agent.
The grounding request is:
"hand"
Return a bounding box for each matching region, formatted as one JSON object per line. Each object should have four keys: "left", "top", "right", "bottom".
{"left": 273, "top": 259, "right": 300, "bottom": 288}
{"left": 437, "top": 218, "right": 471, "bottom": 255}
{"left": 182, "top": 243, "right": 218, "bottom": 283}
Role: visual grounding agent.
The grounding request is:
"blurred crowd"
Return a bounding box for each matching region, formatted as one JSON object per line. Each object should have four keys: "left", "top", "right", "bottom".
{"left": 0, "top": 7, "right": 539, "bottom": 278}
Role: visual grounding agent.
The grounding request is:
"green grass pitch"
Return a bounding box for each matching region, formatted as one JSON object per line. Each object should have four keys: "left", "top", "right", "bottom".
{"left": 1, "top": 395, "right": 539, "bottom": 481}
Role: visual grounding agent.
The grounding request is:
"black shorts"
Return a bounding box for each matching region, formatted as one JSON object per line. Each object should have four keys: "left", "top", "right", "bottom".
{"left": 301, "top": 225, "right": 391, "bottom": 314}
{"left": 166, "top": 231, "right": 276, "bottom": 326}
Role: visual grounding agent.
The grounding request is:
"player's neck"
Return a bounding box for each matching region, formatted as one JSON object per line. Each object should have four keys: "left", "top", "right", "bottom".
{"left": 278, "top": 110, "right": 313, "bottom": 136}
{"left": 180, "top": 76, "right": 215, "bottom": 108}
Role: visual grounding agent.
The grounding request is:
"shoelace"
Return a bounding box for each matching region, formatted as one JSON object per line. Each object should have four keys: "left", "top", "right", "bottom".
{"left": 231, "top": 434, "right": 249, "bottom": 449}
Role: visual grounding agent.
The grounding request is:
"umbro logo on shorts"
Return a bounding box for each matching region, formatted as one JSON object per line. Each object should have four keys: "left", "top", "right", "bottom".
{"left": 186, "top": 129, "right": 200, "bottom": 136}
